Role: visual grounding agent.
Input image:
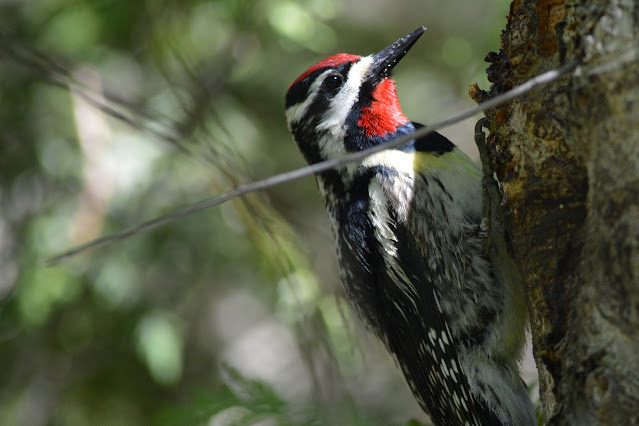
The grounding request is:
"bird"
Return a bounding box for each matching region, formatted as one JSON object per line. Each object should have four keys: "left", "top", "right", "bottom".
{"left": 284, "top": 27, "right": 535, "bottom": 426}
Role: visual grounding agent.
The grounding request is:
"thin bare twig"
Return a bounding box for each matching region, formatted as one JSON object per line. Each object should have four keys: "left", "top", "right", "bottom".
{"left": 46, "top": 62, "right": 578, "bottom": 266}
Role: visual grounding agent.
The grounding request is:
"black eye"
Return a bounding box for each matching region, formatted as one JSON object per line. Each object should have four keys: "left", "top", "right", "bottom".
{"left": 323, "top": 74, "right": 344, "bottom": 90}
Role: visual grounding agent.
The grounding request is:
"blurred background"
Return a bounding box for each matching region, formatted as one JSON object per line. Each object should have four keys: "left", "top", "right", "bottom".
{"left": 0, "top": 0, "right": 523, "bottom": 425}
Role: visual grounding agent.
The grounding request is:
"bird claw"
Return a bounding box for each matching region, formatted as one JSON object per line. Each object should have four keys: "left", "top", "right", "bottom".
{"left": 475, "top": 118, "right": 508, "bottom": 257}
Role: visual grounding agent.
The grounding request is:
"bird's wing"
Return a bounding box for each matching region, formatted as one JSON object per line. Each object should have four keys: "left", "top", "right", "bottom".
{"left": 370, "top": 131, "right": 500, "bottom": 425}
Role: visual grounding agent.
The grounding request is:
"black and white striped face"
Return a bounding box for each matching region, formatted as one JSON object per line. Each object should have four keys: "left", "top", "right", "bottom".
{"left": 285, "top": 54, "right": 370, "bottom": 164}
{"left": 285, "top": 27, "right": 426, "bottom": 165}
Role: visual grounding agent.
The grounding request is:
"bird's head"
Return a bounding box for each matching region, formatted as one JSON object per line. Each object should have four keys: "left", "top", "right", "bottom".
{"left": 285, "top": 27, "right": 426, "bottom": 165}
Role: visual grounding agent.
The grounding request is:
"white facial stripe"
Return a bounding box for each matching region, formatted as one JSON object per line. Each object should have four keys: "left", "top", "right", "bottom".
{"left": 318, "top": 133, "right": 347, "bottom": 164}
{"left": 284, "top": 69, "right": 332, "bottom": 127}
{"left": 316, "top": 55, "right": 373, "bottom": 138}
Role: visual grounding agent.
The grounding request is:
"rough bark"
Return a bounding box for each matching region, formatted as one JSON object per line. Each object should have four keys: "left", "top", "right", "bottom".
{"left": 470, "top": 0, "right": 639, "bottom": 424}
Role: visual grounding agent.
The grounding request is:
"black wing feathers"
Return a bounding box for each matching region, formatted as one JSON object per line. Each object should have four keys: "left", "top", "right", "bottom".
{"left": 336, "top": 168, "right": 501, "bottom": 425}
{"left": 412, "top": 122, "right": 455, "bottom": 155}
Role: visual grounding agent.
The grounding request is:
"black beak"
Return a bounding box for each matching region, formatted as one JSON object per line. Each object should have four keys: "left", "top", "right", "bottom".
{"left": 369, "top": 27, "right": 426, "bottom": 80}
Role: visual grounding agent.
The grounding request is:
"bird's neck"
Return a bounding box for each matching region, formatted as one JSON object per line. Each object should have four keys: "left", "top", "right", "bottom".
{"left": 357, "top": 79, "right": 408, "bottom": 138}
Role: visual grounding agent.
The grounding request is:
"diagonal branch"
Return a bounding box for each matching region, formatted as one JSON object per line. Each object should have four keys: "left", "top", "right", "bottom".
{"left": 46, "top": 62, "right": 578, "bottom": 266}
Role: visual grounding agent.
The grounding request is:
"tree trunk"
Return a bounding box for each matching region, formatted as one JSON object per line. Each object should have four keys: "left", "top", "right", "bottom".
{"left": 471, "top": 0, "right": 639, "bottom": 424}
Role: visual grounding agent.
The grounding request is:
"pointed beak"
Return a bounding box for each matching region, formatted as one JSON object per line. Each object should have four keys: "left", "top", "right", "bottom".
{"left": 368, "top": 27, "right": 426, "bottom": 80}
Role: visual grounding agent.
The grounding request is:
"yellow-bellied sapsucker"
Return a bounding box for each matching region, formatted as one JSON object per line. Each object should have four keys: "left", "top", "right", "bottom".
{"left": 284, "top": 27, "right": 535, "bottom": 426}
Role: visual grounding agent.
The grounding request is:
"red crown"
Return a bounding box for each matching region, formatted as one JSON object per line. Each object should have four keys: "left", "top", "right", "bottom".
{"left": 288, "top": 53, "right": 360, "bottom": 90}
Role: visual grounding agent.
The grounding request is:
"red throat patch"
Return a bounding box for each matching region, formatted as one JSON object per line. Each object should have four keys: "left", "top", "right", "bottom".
{"left": 358, "top": 78, "right": 408, "bottom": 137}
{"left": 289, "top": 53, "right": 360, "bottom": 90}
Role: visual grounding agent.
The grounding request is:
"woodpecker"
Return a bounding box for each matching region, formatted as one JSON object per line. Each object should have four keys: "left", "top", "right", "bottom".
{"left": 284, "top": 27, "right": 535, "bottom": 425}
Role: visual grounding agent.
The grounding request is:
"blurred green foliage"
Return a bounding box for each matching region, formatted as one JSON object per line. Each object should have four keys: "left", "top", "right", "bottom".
{"left": 0, "top": 0, "right": 510, "bottom": 424}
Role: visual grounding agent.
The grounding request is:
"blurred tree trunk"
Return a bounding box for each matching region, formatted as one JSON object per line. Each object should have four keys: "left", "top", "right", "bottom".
{"left": 472, "top": 0, "right": 639, "bottom": 424}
